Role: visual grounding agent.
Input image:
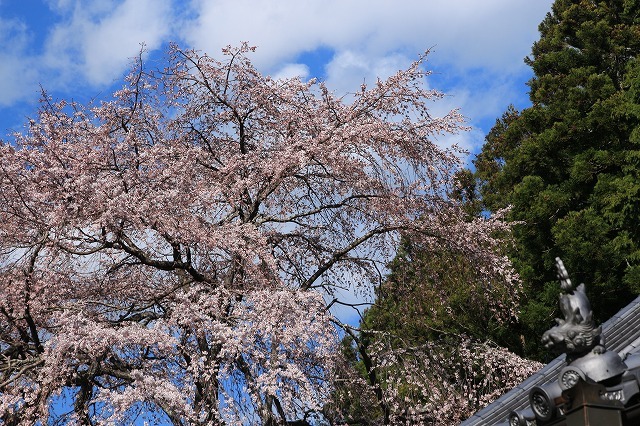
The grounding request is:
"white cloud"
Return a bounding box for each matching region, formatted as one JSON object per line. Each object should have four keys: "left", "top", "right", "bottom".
{"left": 183, "top": 0, "right": 336, "bottom": 69}
{"left": 324, "top": 50, "right": 412, "bottom": 95}
{"left": 272, "top": 63, "right": 310, "bottom": 80}
{"left": 43, "top": 0, "right": 83, "bottom": 12}
{"left": 43, "top": 0, "right": 173, "bottom": 86}
{"left": 182, "top": 0, "right": 552, "bottom": 73}
{"left": 0, "top": 0, "right": 553, "bottom": 107}
{"left": 0, "top": 18, "right": 39, "bottom": 106}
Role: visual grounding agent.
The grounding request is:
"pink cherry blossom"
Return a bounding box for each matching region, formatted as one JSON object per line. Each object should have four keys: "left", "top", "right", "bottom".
{"left": 0, "top": 44, "right": 530, "bottom": 425}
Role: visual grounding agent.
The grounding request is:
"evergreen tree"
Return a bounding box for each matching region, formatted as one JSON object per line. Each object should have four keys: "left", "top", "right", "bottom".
{"left": 475, "top": 0, "right": 640, "bottom": 359}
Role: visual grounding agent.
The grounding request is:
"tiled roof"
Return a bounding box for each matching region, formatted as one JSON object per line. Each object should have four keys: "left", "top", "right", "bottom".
{"left": 460, "top": 295, "right": 640, "bottom": 426}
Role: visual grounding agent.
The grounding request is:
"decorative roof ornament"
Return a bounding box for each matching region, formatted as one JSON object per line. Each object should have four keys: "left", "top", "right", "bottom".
{"left": 539, "top": 258, "right": 628, "bottom": 385}
{"left": 505, "top": 258, "right": 639, "bottom": 426}
{"left": 541, "top": 257, "right": 604, "bottom": 359}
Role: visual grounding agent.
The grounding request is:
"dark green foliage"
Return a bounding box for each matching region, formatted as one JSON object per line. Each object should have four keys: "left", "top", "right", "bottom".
{"left": 360, "top": 168, "right": 518, "bottom": 348}
{"left": 474, "top": 0, "right": 640, "bottom": 360}
{"left": 327, "top": 171, "right": 525, "bottom": 424}
{"left": 329, "top": 235, "right": 536, "bottom": 425}
{"left": 364, "top": 240, "right": 509, "bottom": 343}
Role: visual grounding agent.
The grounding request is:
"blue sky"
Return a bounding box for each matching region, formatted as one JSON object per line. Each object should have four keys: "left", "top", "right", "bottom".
{"left": 0, "top": 0, "right": 554, "bottom": 161}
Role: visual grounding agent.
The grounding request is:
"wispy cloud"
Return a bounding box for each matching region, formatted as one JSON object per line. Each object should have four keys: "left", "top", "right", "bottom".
{"left": 42, "top": 0, "right": 173, "bottom": 86}
{"left": 183, "top": 0, "right": 549, "bottom": 72}
{"left": 271, "top": 63, "right": 310, "bottom": 80}
{"left": 0, "top": 0, "right": 552, "bottom": 152}
{"left": 0, "top": 17, "right": 39, "bottom": 106}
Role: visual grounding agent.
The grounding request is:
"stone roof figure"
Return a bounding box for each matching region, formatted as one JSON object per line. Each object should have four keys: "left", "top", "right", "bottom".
{"left": 541, "top": 257, "right": 604, "bottom": 360}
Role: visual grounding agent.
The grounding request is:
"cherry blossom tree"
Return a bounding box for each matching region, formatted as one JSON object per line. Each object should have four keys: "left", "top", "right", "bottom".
{"left": 1, "top": 44, "right": 523, "bottom": 425}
